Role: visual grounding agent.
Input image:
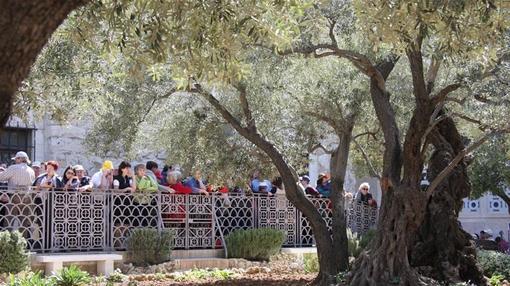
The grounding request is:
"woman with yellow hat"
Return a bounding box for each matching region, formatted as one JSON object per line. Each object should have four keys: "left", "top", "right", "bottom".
{"left": 91, "top": 160, "right": 114, "bottom": 190}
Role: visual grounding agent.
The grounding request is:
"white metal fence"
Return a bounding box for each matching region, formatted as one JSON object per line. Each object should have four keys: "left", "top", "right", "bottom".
{"left": 0, "top": 189, "right": 377, "bottom": 253}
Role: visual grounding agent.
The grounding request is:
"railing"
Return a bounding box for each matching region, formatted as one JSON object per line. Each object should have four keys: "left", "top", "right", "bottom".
{"left": 0, "top": 189, "right": 378, "bottom": 253}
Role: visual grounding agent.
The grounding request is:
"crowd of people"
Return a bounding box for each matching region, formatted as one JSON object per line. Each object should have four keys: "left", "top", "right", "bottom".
{"left": 476, "top": 229, "right": 510, "bottom": 254}
{"left": 0, "top": 151, "right": 379, "bottom": 209}
{"left": 0, "top": 151, "right": 224, "bottom": 197}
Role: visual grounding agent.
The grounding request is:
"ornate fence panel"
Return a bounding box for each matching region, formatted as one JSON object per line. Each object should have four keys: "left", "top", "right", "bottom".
{"left": 186, "top": 195, "right": 214, "bottom": 248}
{"left": 51, "top": 191, "right": 108, "bottom": 251}
{"left": 160, "top": 193, "right": 187, "bottom": 249}
{"left": 347, "top": 201, "right": 378, "bottom": 234}
{"left": 112, "top": 192, "right": 160, "bottom": 250}
{"left": 0, "top": 189, "right": 46, "bottom": 250}
{"left": 1, "top": 189, "right": 379, "bottom": 253}
{"left": 255, "top": 195, "right": 298, "bottom": 246}
{"left": 299, "top": 198, "right": 332, "bottom": 247}
{"left": 214, "top": 194, "right": 254, "bottom": 248}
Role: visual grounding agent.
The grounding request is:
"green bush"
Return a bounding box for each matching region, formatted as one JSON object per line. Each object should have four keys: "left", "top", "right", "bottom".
{"left": 226, "top": 228, "right": 285, "bottom": 261}
{"left": 51, "top": 265, "right": 90, "bottom": 286}
{"left": 303, "top": 253, "right": 319, "bottom": 273}
{"left": 8, "top": 271, "right": 50, "bottom": 286}
{"left": 126, "top": 228, "right": 174, "bottom": 266}
{"left": 347, "top": 229, "right": 362, "bottom": 258}
{"left": 359, "top": 229, "right": 376, "bottom": 250}
{"left": 477, "top": 250, "right": 510, "bottom": 280}
{"left": 0, "top": 231, "right": 29, "bottom": 274}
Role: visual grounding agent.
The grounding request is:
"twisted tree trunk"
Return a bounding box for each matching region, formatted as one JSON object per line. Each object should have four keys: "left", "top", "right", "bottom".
{"left": 410, "top": 116, "right": 485, "bottom": 284}
{"left": 0, "top": 0, "right": 86, "bottom": 126}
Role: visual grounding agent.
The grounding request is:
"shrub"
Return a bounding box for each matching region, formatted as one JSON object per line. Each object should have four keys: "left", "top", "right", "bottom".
{"left": 303, "top": 253, "right": 319, "bottom": 273}
{"left": 8, "top": 271, "right": 50, "bottom": 286}
{"left": 359, "top": 229, "right": 376, "bottom": 249}
{"left": 0, "top": 230, "right": 29, "bottom": 274}
{"left": 488, "top": 274, "right": 504, "bottom": 286}
{"left": 347, "top": 229, "right": 362, "bottom": 258}
{"left": 51, "top": 266, "right": 90, "bottom": 286}
{"left": 126, "top": 228, "right": 174, "bottom": 266}
{"left": 477, "top": 250, "right": 510, "bottom": 280}
{"left": 226, "top": 228, "right": 285, "bottom": 261}
{"left": 106, "top": 269, "right": 127, "bottom": 284}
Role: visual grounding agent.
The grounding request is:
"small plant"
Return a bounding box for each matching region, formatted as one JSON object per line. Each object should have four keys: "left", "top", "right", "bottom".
{"left": 335, "top": 271, "right": 347, "bottom": 284}
{"left": 347, "top": 229, "right": 362, "bottom": 258}
{"left": 51, "top": 265, "right": 90, "bottom": 286}
{"left": 477, "top": 250, "right": 510, "bottom": 280}
{"left": 226, "top": 228, "right": 285, "bottom": 261}
{"left": 106, "top": 269, "right": 126, "bottom": 284}
{"left": 303, "top": 253, "right": 319, "bottom": 273}
{"left": 174, "top": 268, "right": 235, "bottom": 282}
{"left": 488, "top": 274, "right": 504, "bottom": 286}
{"left": 8, "top": 271, "right": 49, "bottom": 286}
{"left": 126, "top": 228, "right": 175, "bottom": 266}
{"left": 0, "top": 231, "right": 29, "bottom": 274}
{"left": 359, "top": 229, "right": 376, "bottom": 249}
{"left": 91, "top": 275, "right": 106, "bottom": 286}
{"left": 153, "top": 272, "right": 165, "bottom": 281}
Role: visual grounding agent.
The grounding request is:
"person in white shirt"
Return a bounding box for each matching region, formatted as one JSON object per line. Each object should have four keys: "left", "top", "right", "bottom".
{"left": 91, "top": 160, "right": 114, "bottom": 190}
{"left": 0, "top": 151, "right": 35, "bottom": 189}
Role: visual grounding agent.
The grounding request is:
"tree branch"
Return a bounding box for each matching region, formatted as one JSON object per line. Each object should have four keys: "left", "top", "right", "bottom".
{"left": 136, "top": 87, "right": 176, "bottom": 126}
{"left": 352, "top": 138, "right": 381, "bottom": 179}
{"left": 426, "top": 57, "right": 442, "bottom": 94}
{"left": 426, "top": 127, "right": 510, "bottom": 198}
{"left": 451, "top": 112, "right": 490, "bottom": 131}
{"left": 327, "top": 18, "right": 337, "bottom": 48}
{"left": 431, "top": 83, "right": 462, "bottom": 104}
{"left": 309, "top": 142, "right": 335, "bottom": 154}
{"left": 420, "top": 113, "right": 449, "bottom": 160}
{"left": 233, "top": 82, "right": 256, "bottom": 132}
{"left": 304, "top": 111, "right": 344, "bottom": 134}
{"left": 190, "top": 84, "right": 247, "bottom": 136}
{"left": 353, "top": 128, "right": 379, "bottom": 140}
{"left": 277, "top": 43, "right": 388, "bottom": 93}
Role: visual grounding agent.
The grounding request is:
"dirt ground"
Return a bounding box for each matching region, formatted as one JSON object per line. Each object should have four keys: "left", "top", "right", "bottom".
{"left": 136, "top": 273, "right": 317, "bottom": 286}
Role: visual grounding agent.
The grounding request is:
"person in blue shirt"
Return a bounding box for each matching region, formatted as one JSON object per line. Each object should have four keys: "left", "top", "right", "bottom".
{"left": 250, "top": 169, "right": 261, "bottom": 192}
{"left": 316, "top": 173, "right": 331, "bottom": 198}
{"left": 184, "top": 169, "right": 209, "bottom": 195}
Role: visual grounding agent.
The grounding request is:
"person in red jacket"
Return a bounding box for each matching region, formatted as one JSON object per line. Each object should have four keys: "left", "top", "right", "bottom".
{"left": 167, "top": 170, "right": 192, "bottom": 194}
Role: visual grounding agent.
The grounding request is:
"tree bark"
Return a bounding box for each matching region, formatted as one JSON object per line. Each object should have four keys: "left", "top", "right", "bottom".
{"left": 197, "top": 88, "right": 344, "bottom": 285}
{"left": 349, "top": 50, "right": 442, "bottom": 285}
{"left": 350, "top": 185, "right": 431, "bottom": 286}
{"left": 410, "top": 115, "right": 486, "bottom": 284}
{"left": 0, "top": 0, "right": 86, "bottom": 127}
{"left": 329, "top": 123, "right": 354, "bottom": 274}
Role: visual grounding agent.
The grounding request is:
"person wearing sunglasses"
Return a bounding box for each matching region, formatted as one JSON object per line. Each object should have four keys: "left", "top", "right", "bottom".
{"left": 356, "top": 182, "right": 377, "bottom": 207}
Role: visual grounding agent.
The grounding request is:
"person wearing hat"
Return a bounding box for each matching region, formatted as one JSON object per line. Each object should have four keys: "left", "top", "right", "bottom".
{"left": 316, "top": 173, "right": 332, "bottom": 198}
{"left": 300, "top": 175, "right": 319, "bottom": 197}
{"left": 0, "top": 151, "right": 35, "bottom": 189}
{"left": 31, "top": 161, "right": 43, "bottom": 178}
{"left": 73, "top": 164, "right": 92, "bottom": 191}
{"left": 91, "top": 160, "right": 114, "bottom": 190}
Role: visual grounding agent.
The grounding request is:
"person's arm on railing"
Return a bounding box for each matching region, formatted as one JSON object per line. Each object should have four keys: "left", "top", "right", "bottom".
{"left": 0, "top": 166, "right": 14, "bottom": 182}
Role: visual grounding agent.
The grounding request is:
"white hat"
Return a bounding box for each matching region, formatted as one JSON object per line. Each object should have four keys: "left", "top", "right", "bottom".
{"left": 12, "top": 151, "right": 30, "bottom": 164}
{"left": 32, "top": 161, "right": 42, "bottom": 168}
{"left": 259, "top": 181, "right": 269, "bottom": 188}
{"left": 73, "top": 165, "right": 85, "bottom": 171}
{"left": 484, "top": 229, "right": 493, "bottom": 237}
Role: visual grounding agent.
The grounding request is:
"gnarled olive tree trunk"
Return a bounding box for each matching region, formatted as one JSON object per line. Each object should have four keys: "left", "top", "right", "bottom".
{"left": 410, "top": 116, "right": 485, "bottom": 284}
{"left": 0, "top": 0, "right": 86, "bottom": 126}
